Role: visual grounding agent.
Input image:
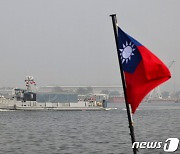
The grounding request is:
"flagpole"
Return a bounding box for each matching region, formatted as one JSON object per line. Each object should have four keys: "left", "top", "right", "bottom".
{"left": 110, "top": 14, "right": 137, "bottom": 154}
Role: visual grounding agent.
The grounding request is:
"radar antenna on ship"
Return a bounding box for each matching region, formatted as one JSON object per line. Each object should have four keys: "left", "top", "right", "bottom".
{"left": 25, "top": 76, "right": 37, "bottom": 92}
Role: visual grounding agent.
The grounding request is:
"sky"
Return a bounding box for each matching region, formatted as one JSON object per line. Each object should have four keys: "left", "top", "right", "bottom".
{"left": 0, "top": 0, "right": 179, "bottom": 91}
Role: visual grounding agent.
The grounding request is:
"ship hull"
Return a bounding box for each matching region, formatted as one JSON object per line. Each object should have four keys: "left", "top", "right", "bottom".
{"left": 0, "top": 99, "right": 114, "bottom": 111}
{"left": 108, "top": 96, "right": 125, "bottom": 103}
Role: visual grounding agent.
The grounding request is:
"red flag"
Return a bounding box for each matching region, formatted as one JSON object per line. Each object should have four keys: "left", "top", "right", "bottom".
{"left": 117, "top": 27, "right": 171, "bottom": 113}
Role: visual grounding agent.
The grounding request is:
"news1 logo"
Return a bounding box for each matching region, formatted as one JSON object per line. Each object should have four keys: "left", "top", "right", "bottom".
{"left": 132, "top": 138, "right": 179, "bottom": 152}
{"left": 163, "top": 138, "right": 179, "bottom": 152}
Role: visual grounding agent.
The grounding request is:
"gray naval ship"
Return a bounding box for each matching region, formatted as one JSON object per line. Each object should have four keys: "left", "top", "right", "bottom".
{"left": 0, "top": 76, "right": 112, "bottom": 111}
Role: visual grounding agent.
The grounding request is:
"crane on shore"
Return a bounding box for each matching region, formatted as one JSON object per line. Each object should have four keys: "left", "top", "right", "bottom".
{"left": 147, "top": 60, "right": 175, "bottom": 101}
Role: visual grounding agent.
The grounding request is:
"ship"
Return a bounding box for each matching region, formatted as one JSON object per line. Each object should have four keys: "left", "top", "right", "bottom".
{"left": 0, "top": 76, "right": 113, "bottom": 111}
{"left": 108, "top": 95, "right": 125, "bottom": 103}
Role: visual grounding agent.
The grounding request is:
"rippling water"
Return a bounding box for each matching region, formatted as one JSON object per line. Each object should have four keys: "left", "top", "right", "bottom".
{"left": 0, "top": 102, "right": 179, "bottom": 154}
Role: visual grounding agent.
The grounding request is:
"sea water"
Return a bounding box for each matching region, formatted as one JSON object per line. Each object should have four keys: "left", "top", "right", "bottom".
{"left": 0, "top": 102, "right": 179, "bottom": 154}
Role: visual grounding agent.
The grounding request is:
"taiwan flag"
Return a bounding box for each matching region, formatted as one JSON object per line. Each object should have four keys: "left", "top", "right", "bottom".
{"left": 117, "top": 27, "right": 171, "bottom": 113}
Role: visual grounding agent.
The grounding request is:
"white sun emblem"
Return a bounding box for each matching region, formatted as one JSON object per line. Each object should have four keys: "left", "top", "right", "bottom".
{"left": 119, "top": 41, "right": 135, "bottom": 64}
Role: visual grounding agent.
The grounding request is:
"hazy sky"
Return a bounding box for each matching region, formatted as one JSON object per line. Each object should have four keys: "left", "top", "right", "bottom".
{"left": 0, "top": 0, "right": 179, "bottom": 90}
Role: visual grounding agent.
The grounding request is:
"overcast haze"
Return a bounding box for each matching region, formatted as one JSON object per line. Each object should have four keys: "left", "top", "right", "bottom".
{"left": 0, "top": 0, "right": 179, "bottom": 91}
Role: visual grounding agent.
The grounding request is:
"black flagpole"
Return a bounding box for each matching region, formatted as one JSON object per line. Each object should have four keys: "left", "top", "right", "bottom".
{"left": 110, "top": 14, "right": 137, "bottom": 154}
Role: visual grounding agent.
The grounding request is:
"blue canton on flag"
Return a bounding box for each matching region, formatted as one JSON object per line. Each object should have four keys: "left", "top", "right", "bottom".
{"left": 118, "top": 27, "right": 142, "bottom": 73}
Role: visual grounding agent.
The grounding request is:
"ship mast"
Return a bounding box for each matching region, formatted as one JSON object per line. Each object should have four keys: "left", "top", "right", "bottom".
{"left": 25, "top": 76, "right": 36, "bottom": 92}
